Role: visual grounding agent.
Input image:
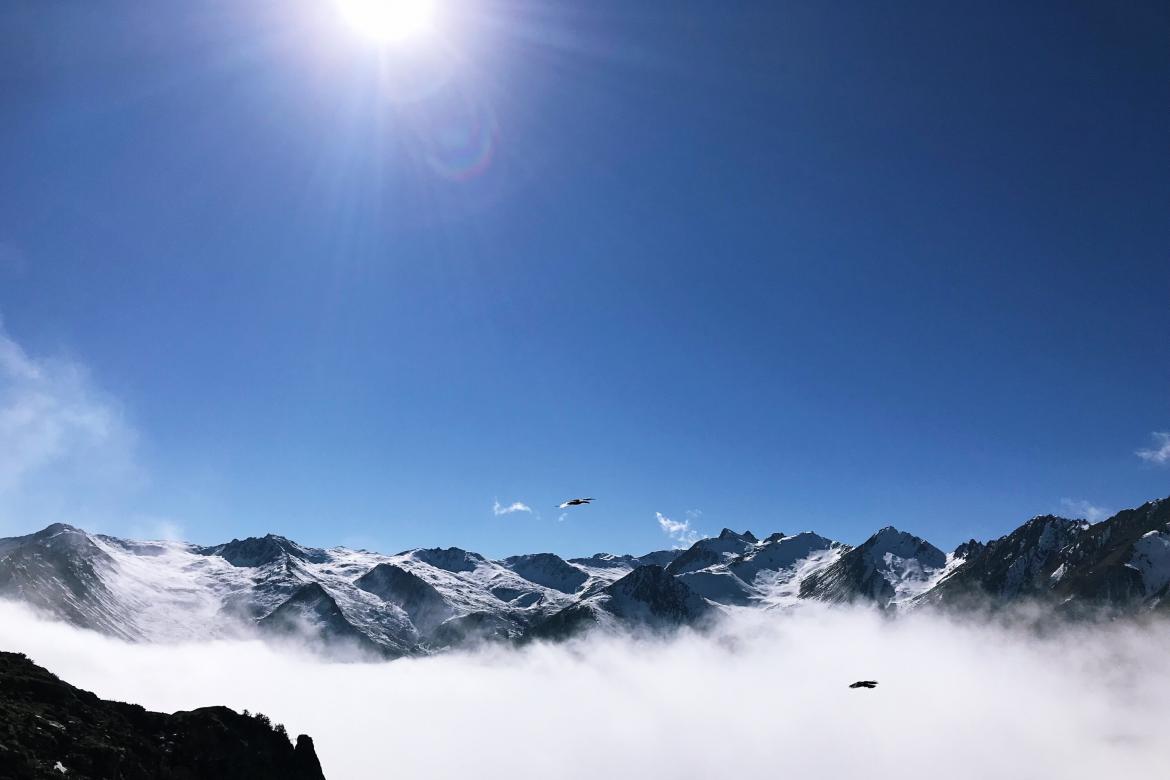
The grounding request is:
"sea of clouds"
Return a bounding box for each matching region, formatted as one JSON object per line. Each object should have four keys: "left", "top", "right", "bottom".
{"left": 2, "top": 600, "right": 1168, "bottom": 779}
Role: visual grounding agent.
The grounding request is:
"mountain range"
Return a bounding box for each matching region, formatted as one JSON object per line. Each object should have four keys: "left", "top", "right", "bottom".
{"left": 1, "top": 496, "right": 1168, "bottom": 658}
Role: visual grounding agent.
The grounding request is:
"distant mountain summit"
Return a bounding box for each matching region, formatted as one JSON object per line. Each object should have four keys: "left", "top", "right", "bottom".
{"left": 800, "top": 527, "right": 946, "bottom": 609}
{"left": 1, "top": 495, "right": 1168, "bottom": 655}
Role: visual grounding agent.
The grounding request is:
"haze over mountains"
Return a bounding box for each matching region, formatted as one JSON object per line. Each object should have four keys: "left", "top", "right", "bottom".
{"left": 1, "top": 496, "right": 1168, "bottom": 658}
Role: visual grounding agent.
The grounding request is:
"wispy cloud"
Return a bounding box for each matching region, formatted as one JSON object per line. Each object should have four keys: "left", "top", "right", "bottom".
{"left": 656, "top": 511, "right": 703, "bottom": 548}
{"left": 128, "top": 516, "right": 186, "bottom": 542}
{"left": 1136, "top": 432, "right": 1170, "bottom": 465}
{"left": 492, "top": 499, "right": 532, "bottom": 516}
{"left": 1059, "top": 498, "right": 1111, "bottom": 523}
{"left": 0, "top": 320, "right": 141, "bottom": 528}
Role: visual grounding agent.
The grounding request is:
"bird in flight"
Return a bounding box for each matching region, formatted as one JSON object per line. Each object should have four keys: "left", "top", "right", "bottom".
{"left": 557, "top": 498, "right": 594, "bottom": 509}
{"left": 849, "top": 680, "right": 878, "bottom": 689}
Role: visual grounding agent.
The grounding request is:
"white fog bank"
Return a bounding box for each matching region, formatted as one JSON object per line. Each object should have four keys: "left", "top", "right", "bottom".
{"left": 2, "top": 601, "right": 1168, "bottom": 780}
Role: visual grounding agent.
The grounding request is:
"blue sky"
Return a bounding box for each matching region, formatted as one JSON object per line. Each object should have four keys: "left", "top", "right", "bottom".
{"left": 1, "top": 0, "right": 1167, "bottom": 558}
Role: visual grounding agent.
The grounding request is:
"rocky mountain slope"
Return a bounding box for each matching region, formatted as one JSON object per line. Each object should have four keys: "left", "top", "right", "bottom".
{"left": 1, "top": 496, "right": 1168, "bottom": 655}
{"left": 0, "top": 651, "right": 325, "bottom": 779}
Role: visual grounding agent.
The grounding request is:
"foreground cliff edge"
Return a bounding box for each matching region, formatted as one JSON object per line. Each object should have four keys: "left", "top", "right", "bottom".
{"left": 0, "top": 651, "right": 326, "bottom": 780}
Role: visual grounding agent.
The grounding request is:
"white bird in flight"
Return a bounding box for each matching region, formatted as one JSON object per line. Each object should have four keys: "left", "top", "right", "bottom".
{"left": 557, "top": 498, "right": 594, "bottom": 509}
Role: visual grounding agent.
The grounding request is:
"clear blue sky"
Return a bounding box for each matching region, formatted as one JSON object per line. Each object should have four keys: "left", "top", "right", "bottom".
{"left": 1, "top": 0, "right": 1167, "bottom": 558}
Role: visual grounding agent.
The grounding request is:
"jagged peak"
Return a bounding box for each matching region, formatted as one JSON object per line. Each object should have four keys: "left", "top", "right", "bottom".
{"left": 608, "top": 563, "right": 669, "bottom": 588}
{"left": 865, "top": 525, "right": 915, "bottom": 544}
{"left": 1004, "top": 515, "right": 1087, "bottom": 540}
{"left": 410, "top": 546, "right": 486, "bottom": 573}
{"left": 503, "top": 551, "right": 570, "bottom": 566}
{"left": 199, "top": 534, "right": 327, "bottom": 568}
{"left": 858, "top": 526, "right": 945, "bottom": 567}
{"left": 953, "top": 539, "right": 984, "bottom": 558}
{"left": 19, "top": 523, "right": 101, "bottom": 552}
{"left": 39, "top": 522, "right": 84, "bottom": 535}
{"left": 717, "top": 528, "right": 756, "bottom": 542}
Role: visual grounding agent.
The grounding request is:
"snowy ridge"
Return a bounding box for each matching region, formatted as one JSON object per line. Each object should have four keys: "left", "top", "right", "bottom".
{"left": 3, "top": 495, "right": 1170, "bottom": 656}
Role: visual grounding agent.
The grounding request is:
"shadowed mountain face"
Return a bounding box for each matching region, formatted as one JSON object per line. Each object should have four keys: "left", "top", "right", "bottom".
{"left": 665, "top": 529, "right": 758, "bottom": 576}
{"left": 800, "top": 528, "right": 946, "bottom": 609}
{"left": 355, "top": 563, "right": 454, "bottom": 633}
{"left": 0, "top": 524, "right": 129, "bottom": 637}
{"left": 929, "top": 499, "right": 1170, "bottom": 613}
{"left": 256, "top": 582, "right": 397, "bottom": 658}
{"left": 601, "top": 565, "right": 712, "bottom": 625}
{"left": 503, "top": 553, "right": 589, "bottom": 594}
{"left": 526, "top": 564, "right": 712, "bottom": 641}
{"left": 0, "top": 651, "right": 326, "bottom": 780}
{"left": 1, "top": 496, "right": 1169, "bottom": 654}
{"left": 199, "top": 535, "right": 329, "bottom": 568}
{"left": 925, "top": 516, "right": 1087, "bottom": 605}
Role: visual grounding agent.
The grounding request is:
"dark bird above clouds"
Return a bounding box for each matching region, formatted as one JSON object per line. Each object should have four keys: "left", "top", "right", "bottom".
{"left": 557, "top": 498, "right": 594, "bottom": 509}
{"left": 849, "top": 680, "right": 878, "bottom": 689}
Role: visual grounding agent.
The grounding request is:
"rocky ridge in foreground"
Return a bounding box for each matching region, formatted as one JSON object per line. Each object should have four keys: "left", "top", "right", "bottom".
{"left": 0, "top": 650, "right": 326, "bottom": 780}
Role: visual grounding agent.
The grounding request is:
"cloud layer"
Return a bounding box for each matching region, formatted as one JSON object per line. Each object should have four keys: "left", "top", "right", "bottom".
{"left": 1, "top": 602, "right": 1167, "bottom": 780}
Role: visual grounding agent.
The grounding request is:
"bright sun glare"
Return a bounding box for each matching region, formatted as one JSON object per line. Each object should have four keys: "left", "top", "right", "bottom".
{"left": 335, "top": 0, "right": 437, "bottom": 43}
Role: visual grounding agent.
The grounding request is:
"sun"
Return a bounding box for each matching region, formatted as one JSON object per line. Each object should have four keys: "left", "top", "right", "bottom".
{"left": 335, "top": 0, "right": 437, "bottom": 44}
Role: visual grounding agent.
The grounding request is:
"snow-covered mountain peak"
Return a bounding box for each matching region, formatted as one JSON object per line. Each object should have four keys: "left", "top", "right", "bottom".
{"left": 198, "top": 534, "right": 329, "bottom": 568}
{"left": 407, "top": 547, "right": 487, "bottom": 573}
{"left": 860, "top": 527, "right": 946, "bottom": 569}
{"left": 502, "top": 553, "right": 588, "bottom": 594}
{"left": 717, "top": 528, "right": 758, "bottom": 543}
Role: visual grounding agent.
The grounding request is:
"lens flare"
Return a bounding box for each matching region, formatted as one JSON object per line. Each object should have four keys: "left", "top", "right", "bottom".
{"left": 335, "top": 0, "right": 436, "bottom": 43}
{"left": 421, "top": 98, "right": 498, "bottom": 181}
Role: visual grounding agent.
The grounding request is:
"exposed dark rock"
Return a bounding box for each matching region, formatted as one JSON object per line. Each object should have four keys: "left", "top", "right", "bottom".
{"left": 198, "top": 535, "right": 329, "bottom": 568}
{"left": 355, "top": 563, "right": 454, "bottom": 633}
{"left": 502, "top": 553, "right": 588, "bottom": 593}
{"left": 409, "top": 547, "right": 485, "bottom": 573}
{"left": 634, "top": 549, "right": 685, "bottom": 568}
{"left": 927, "top": 516, "right": 1087, "bottom": 606}
{"left": 1051, "top": 500, "right": 1170, "bottom": 609}
{"left": 800, "top": 527, "right": 944, "bottom": 608}
{"left": 601, "top": 564, "right": 712, "bottom": 625}
{"left": 257, "top": 583, "right": 394, "bottom": 658}
{"left": 428, "top": 611, "right": 522, "bottom": 649}
{"left": 0, "top": 651, "right": 326, "bottom": 779}
{"left": 665, "top": 531, "right": 758, "bottom": 576}
{"left": 0, "top": 524, "right": 128, "bottom": 636}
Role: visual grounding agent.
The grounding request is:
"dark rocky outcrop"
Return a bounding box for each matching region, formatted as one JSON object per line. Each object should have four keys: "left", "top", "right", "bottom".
{"left": 0, "top": 651, "right": 326, "bottom": 779}
{"left": 800, "top": 527, "right": 944, "bottom": 608}
{"left": 198, "top": 535, "right": 329, "bottom": 568}
{"left": 409, "top": 547, "right": 485, "bottom": 573}
{"left": 0, "top": 524, "right": 129, "bottom": 637}
{"left": 502, "top": 553, "right": 588, "bottom": 594}
{"left": 665, "top": 529, "right": 758, "bottom": 576}
{"left": 926, "top": 516, "right": 1087, "bottom": 607}
{"left": 427, "top": 611, "right": 522, "bottom": 649}
{"left": 355, "top": 563, "right": 454, "bottom": 633}
{"left": 257, "top": 583, "right": 394, "bottom": 658}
